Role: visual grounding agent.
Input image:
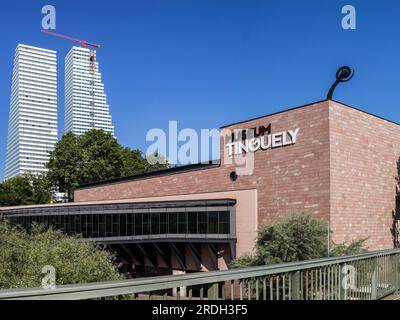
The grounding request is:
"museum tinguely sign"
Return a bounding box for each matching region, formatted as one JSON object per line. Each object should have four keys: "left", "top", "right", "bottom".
{"left": 225, "top": 124, "right": 300, "bottom": 156}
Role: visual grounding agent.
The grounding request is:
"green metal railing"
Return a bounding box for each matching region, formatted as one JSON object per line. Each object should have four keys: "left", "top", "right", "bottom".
{"left": 0, "top": 249, "right": 399, "bottom": 300}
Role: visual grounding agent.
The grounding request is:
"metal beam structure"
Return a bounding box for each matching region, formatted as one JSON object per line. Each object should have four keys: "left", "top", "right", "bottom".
{"left": 0, "top": 199, "right": 236, "bottom": 244}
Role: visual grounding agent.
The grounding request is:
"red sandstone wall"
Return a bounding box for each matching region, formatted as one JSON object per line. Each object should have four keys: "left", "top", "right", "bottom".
{"left": 75, "top": 101, "right": 332, "bottom": 227}
{"left": 329, "top": 101, "right": 400, "bottom": 250}
{"left": 221, "top": 101, "right": 331, "bottom": 225}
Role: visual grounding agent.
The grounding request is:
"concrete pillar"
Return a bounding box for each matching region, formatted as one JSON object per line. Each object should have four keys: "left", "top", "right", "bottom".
{"left": 172, "top": 270, "right": 187, "bottom": 298}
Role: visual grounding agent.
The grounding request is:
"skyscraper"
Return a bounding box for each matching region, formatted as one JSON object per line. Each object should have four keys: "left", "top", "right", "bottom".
{"left": 5, "top": 44, "right": 58, "bottom": 180}
{"left": 64, "top": 46, "right": 114, "bottom": 136}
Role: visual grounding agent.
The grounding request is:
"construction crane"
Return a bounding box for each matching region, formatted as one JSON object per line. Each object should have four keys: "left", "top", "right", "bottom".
{"left": 42, "top": 29, "right": 100, "bottom": 129}
{"left": 41, "top": 30, "right": 101, "bottom": 48}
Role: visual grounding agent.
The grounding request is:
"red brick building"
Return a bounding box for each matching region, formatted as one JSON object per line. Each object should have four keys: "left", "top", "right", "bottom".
{"left": 74, "top": 99, "right": 400, "bottom": 255}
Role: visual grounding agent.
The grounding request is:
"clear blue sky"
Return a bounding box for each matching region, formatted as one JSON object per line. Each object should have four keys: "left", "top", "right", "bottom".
{"left": 0, "top": 0, "right": 399, "bottom": 180}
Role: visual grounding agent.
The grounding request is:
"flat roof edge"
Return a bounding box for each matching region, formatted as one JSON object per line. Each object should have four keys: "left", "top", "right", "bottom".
{"left": 0, "top": 198, "right": 237, "bottom": 212}
{"left": 220, "top": 99, "right": 400, "bottom": 129}
{"left": 220, "top": 99, "right": 329, "bottom": 129}
{"left": 75, "top": 161, "right": 221, "bottom": 190}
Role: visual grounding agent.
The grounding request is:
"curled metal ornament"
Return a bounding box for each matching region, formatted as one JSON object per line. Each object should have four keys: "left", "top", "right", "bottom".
{"left": 327, "top": 66, "right": 354, "bottom": 99}
{"left": 336, "top": 66, "right": 354, "bottom": 82}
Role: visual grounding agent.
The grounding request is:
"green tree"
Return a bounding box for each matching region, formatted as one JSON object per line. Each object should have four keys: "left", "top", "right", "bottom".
{"left": 46, "top": 129, "right": 123, "bottom": 200}
{"left": 120, "top": 148, "right": 148, "bottom": 177}
{"left": 0, "top": 176, "right": 32, "bottom": 207}
{"left": 46, "top": 132, "right": 83, "bottom": 200}
{"left": 77, "top": 129, "right": 123, "bottom": 185}
{"left": 144, "top": 152, "right": 170, "bottom": 172}
{"left": 25, "top": 173, "right": 52, "bottom": 204}
{"left": 0, "top": 174, "right": 51, "bottom": 207}
{"left": 0, "top": 219, "right": 123, "bottom": 289}
{"left": 121, "top": 148, "right": 169, "bottom": 177}
{"left": 231, "top": 213, "right": 367, "bottom": 268}
{"left": 330, "top": 238, "right": 368, "bottom": 256}
{"left": 47, "top": 129, "right": 169, "bottom": 201}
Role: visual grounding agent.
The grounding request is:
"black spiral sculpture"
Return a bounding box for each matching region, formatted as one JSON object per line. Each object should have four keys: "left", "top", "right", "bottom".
{"left": 327, "top": 66, "right": 354, "bottom": 100}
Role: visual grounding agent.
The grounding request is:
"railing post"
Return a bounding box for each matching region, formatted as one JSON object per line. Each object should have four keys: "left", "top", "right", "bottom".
{"left": 207, "top": 282, "right": 219, "bottom": 300}
{"left": 291, "top": 271, "right": 301, "bottom": 300}
{"left": 371, "top": 258, "right": 378, "bottom": 300}
{"left": 394, "top": 253, "right": 400, "bottom": 292}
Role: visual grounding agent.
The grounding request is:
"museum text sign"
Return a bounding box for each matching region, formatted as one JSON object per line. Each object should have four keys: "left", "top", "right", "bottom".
{"left": 225, "top": 124, "right": 300, "bottom": 156}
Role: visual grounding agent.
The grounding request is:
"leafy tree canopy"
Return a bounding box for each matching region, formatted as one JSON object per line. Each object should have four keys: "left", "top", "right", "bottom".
{"left": 0, "top": 173, "right": 51, "bottom": 207}
{"left": 231, "top": 213, "right": 367, "bottom": 268}
{"left": 77, "top": 129, "right": 124, "bottom": 185}
{"left": 0, "top": 219, "right": 123, "bottom": 289}
{"left": 120, "top": 148, "right": 168, "bottom": 177}
{"left": 46, "top": 129, "right": 169, "bottom": 201}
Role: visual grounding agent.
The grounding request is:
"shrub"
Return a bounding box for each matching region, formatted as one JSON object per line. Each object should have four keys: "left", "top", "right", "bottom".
{"left": 231, "top": 213, "right": 367, "bottom": 268}
{"left": 0, "top": 219, "right": 123, "bottom": 289}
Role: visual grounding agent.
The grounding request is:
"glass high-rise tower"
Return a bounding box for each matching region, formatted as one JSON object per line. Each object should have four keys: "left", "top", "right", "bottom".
{"left": 64, "top": 46, "right": 114, "bottom": 136}
{"left": 5, "top": 44, "right": 58, "bottom": 180}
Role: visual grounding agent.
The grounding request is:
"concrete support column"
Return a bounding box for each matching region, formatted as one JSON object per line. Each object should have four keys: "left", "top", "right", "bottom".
{"left": 172, "top": 270, "right": 187, "bottom": 298}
